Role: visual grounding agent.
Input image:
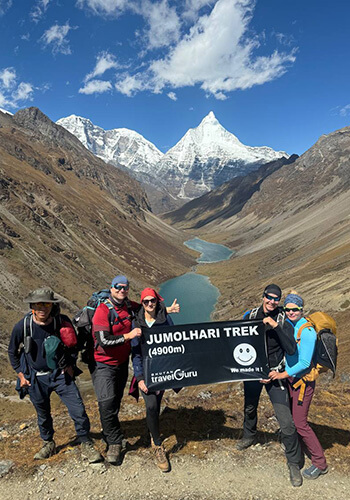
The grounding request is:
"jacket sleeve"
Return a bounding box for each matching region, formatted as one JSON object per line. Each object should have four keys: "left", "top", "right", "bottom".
{"left": 286, "top": 327, "right": 316, "bottom": 377}
{"left": 92, "top": 303, "right": 126, "bottom": 347}
{"left": 8, "top": 320, "right": 24, "bottom": 373}
{"left": 274, "top": 318, "right": 297, "bottom": 355}
{"left": 131, "top": 336, "right": 144, "bottom": 381}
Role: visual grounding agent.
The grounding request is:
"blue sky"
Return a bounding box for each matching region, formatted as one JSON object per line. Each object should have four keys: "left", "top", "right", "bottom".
{"left": 1, "top": 0, "right": 350, "bottom": 155}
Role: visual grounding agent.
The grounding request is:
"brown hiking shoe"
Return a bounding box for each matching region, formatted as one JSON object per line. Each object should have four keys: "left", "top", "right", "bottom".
{"left": 107, "top": 444, "right": 122, "bottom": 465}
{"left": 81, "top": 440, "right": 103, "bottom": 463}
{"left": 153, "top": 444, "right": 170, "bottom": 472}
{"left": 34, "top": 440, "right": 56, "bottom": 460}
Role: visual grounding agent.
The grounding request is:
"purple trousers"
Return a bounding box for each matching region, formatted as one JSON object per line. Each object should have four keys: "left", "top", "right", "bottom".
{"left": 288, "top": 379, "right": 327, "bottom": 470}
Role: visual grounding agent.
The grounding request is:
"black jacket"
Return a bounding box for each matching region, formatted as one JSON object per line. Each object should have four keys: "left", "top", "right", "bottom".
{"left": 243, "top": 306, "right": 296, "bottom": 368}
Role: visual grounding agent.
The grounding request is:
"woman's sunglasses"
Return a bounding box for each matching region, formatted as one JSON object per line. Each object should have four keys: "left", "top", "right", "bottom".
{"left": 142, "top": 298, "right": 157, "bottom": 305}
{"left": 284, "top": 307, "right": 303, "bottom": 312}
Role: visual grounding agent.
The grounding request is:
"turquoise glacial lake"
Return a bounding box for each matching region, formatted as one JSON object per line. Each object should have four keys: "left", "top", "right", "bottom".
{"left": 160, "top": 238, "right": 233, "bottom": 324}
{"left": 184, "top": 237, "right": 233, "bottom": 263}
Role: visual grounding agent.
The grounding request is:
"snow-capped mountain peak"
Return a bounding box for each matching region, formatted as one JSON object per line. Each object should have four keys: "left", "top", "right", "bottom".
{"left": 57, "top": 111, "right": 289, "bottom": 205}
{"left": 57, "top": 114, "right": 164, "bottom": 175}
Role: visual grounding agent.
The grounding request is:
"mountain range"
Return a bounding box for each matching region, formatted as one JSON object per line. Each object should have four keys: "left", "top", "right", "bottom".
{"left": 0, "top": 107, "right": 193, "bottom": 365}
{"left": 57, "top": 112, "right": 288, "bottom": 213}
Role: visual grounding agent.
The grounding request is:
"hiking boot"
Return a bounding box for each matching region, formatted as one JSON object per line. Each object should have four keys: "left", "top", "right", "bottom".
{"left": 288, "top": 464, "right": 303, "bottom": 487}
{"left": 81, "top": 440, "right": 103, "bottom": 463}
{"left": 235, "top": 437, "right": 256, "bottom": 451}
{"left": 34, "top": 440, "right": 56, "bottom": 460}
{"left": 106, "top": 444, "right": 122, "bottom": 465}
{"left": 152, "top": 443, "right": 170, "bottom": 472}
{"left": 302, "top": 465, "right": 328, "bottom": 480}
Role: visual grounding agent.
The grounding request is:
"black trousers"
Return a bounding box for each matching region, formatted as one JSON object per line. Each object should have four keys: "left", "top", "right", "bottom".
{"left": 92, "top": 361, "right": 128, "bottom": 445}
{"left": 141, "top": 390, "right": 164, "bottom": 446}
{"left": 243, "top": 380, "right": 303, "bottom": 466}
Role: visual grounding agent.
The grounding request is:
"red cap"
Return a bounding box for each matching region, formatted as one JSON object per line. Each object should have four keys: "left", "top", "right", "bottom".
{"left": 140, "top": 288, "right": 164, "bottom": 303}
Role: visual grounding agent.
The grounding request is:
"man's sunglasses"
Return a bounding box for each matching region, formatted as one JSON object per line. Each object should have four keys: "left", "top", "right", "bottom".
{"left": 284, "top": 306, "right": 303, "bottom": 312}
{"left": 142, "top": 298, "right": 157, "bottom": 305}
{"left": 114, "top": 285, "right": 129, "bottom": 291}
{"left": 31, "top": 302, "right": 52, "bottom": 308}
{"left": 264, "top": 293, "right": 280, "bottom": 302}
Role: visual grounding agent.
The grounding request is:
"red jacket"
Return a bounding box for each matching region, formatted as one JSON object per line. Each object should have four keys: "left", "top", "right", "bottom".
{"left": 92, "top": 300, "right": 139, "bottom": 366}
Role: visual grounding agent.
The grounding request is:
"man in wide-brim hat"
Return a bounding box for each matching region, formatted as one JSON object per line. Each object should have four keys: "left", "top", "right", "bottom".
{"left": 8, "top": 287, "right": 102, "bottom": 463}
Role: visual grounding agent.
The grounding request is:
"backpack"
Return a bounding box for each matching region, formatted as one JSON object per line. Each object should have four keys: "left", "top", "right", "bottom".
{"left": 293, "top": 312, "right": 338, "bottom": 405}
{"left": 72, "top": 289, "right": 134, "bottom": 365}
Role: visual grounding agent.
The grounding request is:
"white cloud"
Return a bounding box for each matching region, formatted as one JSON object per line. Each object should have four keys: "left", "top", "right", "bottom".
{"left": 137, "top": 0, "right": 181, "bottom": 50}
{"left": 84, "top": 51, "right": 120, "bottom": 82}
{"left": 12, "top": 82, "right": 34, "bottom": 102}
{"left": 167, "top": 91, "right": 177, "bottom": 101}
{"left": 0, "top": 67, "right": 16, "bottom": 88}
{"left": 339, "top": 104, "right": 350, "bottom": 117}
{"left": 31, "top": 0, "right": 51, "bottom": 22}
{"left": 114, "top": 0, "right": 296, "bottom": 99}
{"left": 0, "top": 67, "right": 34, "bottom": 108}
{"left": 76, "top": 0, "right": 129, "bottom": 17}
{"left": 115, "top": 74, "right": 144, "bottom": 97}
{"left": 183, "top": 0, "right": 215, "bottom": 21}
{"left": 40, "top": 22, "right": 76, "bottom": 55}
{"left": 79, "top": 79, "right": 112, "bottom": 94}
{"left": 21, "top": 33, "right": 31, "bottom": 41}
{"left": 0, "top": 92, "right": 7, "bottom": 107}
{"left": 0, "top": 0, "right": 12, "bottom": 16}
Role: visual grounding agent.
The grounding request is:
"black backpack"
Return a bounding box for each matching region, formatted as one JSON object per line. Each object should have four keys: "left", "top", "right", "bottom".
{"left": 72, "top": 289, "right": 134, "bottom": 365}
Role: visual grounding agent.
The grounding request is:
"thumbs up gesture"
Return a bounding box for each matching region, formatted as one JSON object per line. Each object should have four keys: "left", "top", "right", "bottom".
{"left": 167, "top": 298, "right": 180, "bottom": 314}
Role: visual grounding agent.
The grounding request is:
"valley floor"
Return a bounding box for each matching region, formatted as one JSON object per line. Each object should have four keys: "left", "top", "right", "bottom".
{"left": 0, "top": 380, "right": 350, "bottom": 500}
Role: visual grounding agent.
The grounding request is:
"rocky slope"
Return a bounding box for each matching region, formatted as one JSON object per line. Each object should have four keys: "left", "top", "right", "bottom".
{"left": 181, "top": 126, "right": 350, "bottom": 355}
{"left": 163, "top": 154, "right": 299, "bottom": 229}
{"left": 0, "top": 107, "right": 194, "bottom": 370}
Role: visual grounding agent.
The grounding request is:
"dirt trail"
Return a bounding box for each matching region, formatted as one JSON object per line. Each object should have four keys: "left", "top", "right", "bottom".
{"left": 1, "top": 442, "right": 349, "bottom": 500}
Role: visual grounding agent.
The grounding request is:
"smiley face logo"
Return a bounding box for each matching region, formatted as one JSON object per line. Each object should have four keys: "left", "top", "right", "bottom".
{"left": 233, "top": 343, "right": 257, "bottom": 366}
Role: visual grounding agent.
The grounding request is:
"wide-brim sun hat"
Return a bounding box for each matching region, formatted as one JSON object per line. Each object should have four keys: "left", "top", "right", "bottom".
{"left": 23, "top": 287, "right": 60, "bottom": 303}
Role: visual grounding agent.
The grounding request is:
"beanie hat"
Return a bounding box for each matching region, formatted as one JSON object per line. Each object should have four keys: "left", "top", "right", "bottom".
{"left": 111, "top": 275, "right": 129, "bottom": 288}
{"left": 140, "top": 288, "right": 164, "bottom": 303}
{"left": 263, "top": 284, "right": 282, "bottom": 299}
{"left": 284, "top": 293, "right": 304, "bottom": 308}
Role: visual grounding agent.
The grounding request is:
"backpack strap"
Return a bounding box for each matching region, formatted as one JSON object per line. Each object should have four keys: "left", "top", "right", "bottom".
{"left": 296, "top": 321, "right": 313, "bottom": 343}
{"left": 23, "top": 313, "right": 33, "bottom": 341}
{"left": 104, "top": 300, "right": 134, "bottom": 327}
{"left": 276, "top": 310, "right": 285, "bottom": 325}
{"left": 293, "top": 320, "right": 318, "bottom": 405}
{"left": 249, "top": 308, "right": 259, "bottom": 320}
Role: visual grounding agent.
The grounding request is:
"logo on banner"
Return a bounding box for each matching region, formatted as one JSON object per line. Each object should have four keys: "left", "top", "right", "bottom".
{"left": 233, "top": 343, "right": 257, "bottom": 366}
{"left": 151, "top": 368, "right": 198, "bottom": 384}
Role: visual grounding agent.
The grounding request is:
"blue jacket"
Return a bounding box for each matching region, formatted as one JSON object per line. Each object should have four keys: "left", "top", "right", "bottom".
{"left": 285, "top": 317, "right": 316, "bottom": 378}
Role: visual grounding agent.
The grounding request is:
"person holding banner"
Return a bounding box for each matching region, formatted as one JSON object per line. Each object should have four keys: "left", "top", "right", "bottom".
{"left": 236, "top": 284, "right": 304, "bottom": 487}
{"left": 131, "top": 288, "right": 177, "bottom": 473}
{"left": 269, "top": 291, "right": 328, "bottom": 480}
{"left": 92, "top": 277, "right": 179, "bottom": 465}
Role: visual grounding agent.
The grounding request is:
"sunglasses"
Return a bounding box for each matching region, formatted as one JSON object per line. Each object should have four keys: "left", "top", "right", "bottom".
{"left": 142, "top": 298, "right": 157, "bottom": 305}
{"left": 284, "top": 307, "right": 303, "bottom": 312}
{"left": 264, "top": 293, "right": 280, "bottom": 302}
{"left": 31, "top": 302, "right": 52, "bottom": 308}
{"left": 114, "top": 285, "right": 129, "bottom": 291}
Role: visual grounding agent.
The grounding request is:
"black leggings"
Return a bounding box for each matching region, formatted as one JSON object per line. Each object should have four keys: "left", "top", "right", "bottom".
{"left": 141, "top": 390, "right": 164, "bottom": 446}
